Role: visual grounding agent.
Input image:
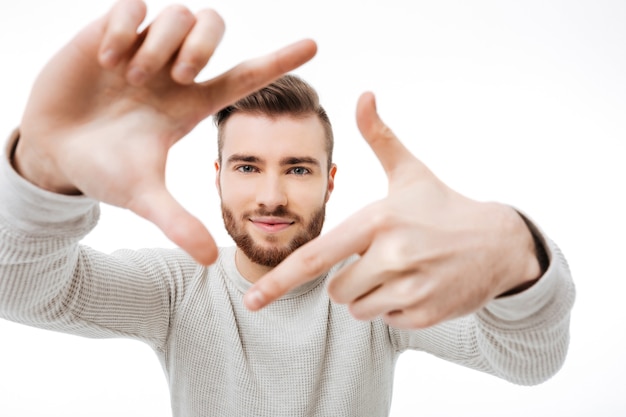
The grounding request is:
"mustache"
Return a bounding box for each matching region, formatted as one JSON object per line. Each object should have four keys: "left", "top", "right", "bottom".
{"left": 243, "top": 206, "right": 303, "bottom": 223}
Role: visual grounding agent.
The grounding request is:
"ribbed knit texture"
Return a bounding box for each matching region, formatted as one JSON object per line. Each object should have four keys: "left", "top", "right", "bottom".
{"left": 0, "top": 131, "right": 575, "bottom": 416}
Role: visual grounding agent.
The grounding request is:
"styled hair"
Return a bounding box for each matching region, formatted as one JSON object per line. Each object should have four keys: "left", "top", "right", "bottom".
{"left": 214, "top": 74, "right": 334, "bottom": 170}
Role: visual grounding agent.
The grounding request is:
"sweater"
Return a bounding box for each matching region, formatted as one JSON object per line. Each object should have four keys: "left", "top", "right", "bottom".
{"left": 0, "top": 131, "right": 575, "bottom": 416}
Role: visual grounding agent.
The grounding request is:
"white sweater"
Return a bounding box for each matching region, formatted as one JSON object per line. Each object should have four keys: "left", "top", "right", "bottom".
{"left": 0, "top": 132, "right": 575, "bottom": 416}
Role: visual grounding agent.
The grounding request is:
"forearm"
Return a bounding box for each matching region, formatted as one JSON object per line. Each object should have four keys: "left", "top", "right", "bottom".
{"left": 392, "top": 234, "right": 575, "bottom": 385}
{"left": 0, "top": 131, "right": 99, "bottom": 327}
{"left": 0, "top": 131, "right": 183, "bottom": 348}
{"left": 476, "top": 237, "right": 574, "bottom": 384}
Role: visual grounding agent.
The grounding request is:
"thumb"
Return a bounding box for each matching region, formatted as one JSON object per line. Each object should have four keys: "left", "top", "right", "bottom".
{"left": 356, "top": 92, "right": 430, "bottom": 182}
{"left": 128, "top": 187, "right": 218, "bottom": 265}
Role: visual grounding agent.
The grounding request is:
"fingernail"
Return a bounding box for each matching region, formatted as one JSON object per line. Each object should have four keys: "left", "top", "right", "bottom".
{"left": 127, "top": 67, "right": 147, "bottom": 86}
{"left": 245, "top": 289, "right": 265, "bottom": 311}
{"left": 173, "top": 62, "right": 196, "bottom": 84}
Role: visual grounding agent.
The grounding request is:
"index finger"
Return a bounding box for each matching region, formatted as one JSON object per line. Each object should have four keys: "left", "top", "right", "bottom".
{"left": 198, "top": 39, "right": 318, "bottom": 116}
{"left": 244, "top": 206, "right": 376, "bottom": 311}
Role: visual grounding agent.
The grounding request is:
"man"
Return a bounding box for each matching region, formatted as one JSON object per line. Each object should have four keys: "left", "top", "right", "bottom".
{"left": 0, "top": 1, "right": 575, "bottom": 416}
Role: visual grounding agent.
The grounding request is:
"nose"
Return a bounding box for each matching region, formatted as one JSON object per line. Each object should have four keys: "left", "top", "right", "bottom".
{"left": 255, "top": 174, "right": 288, "bottom": 210}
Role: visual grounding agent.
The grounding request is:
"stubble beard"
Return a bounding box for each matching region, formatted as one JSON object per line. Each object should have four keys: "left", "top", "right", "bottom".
{"left": 221, "top": 204, "right": 326, "bottom": 268}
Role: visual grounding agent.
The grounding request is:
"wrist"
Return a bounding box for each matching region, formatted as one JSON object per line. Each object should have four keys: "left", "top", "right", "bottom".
{"left": 11, "top": 130, "right": 81, "bottom": 195}
{"left": 497, "top": 209, "right": 548, "bottom": 298}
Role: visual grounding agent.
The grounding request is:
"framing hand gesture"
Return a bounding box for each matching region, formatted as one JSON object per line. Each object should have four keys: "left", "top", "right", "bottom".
{"left": 13, "top": 0, "right": 316, "bottom": 265}
{"left": 245, "top": 92, "right": 542, "bottom": 329}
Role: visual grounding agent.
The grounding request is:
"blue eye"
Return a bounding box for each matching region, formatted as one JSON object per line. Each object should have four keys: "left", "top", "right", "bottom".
{"left": 290, "top": 167, "right": 310, "bottom": 176}
{"left": 237, "top": 165, "right": 257, "bottom": 173}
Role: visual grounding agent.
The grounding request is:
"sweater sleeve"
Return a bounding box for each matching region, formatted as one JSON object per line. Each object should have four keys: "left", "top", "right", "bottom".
{"left": 389, "top": 212, "right": 576, "bottom": 386}
{"left": 0, "top": 130, "right": 199, "bottom": 351}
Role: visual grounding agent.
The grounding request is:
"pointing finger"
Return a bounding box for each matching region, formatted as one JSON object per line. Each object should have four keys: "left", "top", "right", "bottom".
{"left": 198, "top": 39, "right": 317, "bottom": 116}
{"left": 128, "top": 186, "right": 218, "bottom": 265}
{"left": 244, "top": 204, "right": 378, "bottom": 311}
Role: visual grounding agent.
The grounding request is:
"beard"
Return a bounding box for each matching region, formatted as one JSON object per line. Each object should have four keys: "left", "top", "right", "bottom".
{"left": 222, "top": 204, "right": 326, "bottom": 268}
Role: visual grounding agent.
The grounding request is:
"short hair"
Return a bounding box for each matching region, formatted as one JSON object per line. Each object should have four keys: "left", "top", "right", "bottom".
{"left": 214, "top": 75, "right": 334, "bottom": 170}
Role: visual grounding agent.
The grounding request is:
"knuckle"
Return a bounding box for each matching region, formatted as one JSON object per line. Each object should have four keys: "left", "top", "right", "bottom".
{"left": 106, "top": 25, "right": 135, "bottom": 49}
{"left": 377, "top": 124, "right": 395, "bottom": 141}
{"left": 370, "top": 123, "right": 395, "bottom": 147}
{"left": 299, "top": 251, "right": 326, "bottom": 278}
{"left": 393, "top": 278, "right": 421, "bottom": 301}
{"left": 131, "top": 53, "right": 159, "bottom": 74}
{"left": 179, "top": 49, "right": 208, "bottom": 69}
{"left": 179, "top": 41, "right": 215, "bottom": 69}
{"left": 375, "top": 236, "right": 419, "bottom": 275}
{"left": 368, "top": 204, "right": 396, "bottom": 232}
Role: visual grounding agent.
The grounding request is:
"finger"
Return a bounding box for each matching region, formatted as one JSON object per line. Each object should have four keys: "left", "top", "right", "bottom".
{"left": 347, "top": 275, "right": 425, "bottom": 322}
{"left": 197, "top": 39, "right": 317, "bottom": 116}
{"left": 171, "top": 9, "right": 225, "bottom": 84}
{"left": 382, "top": 305, "right": 442, "bottom": 330}
{"left": 356, "top": 92, "right": 430, "bottom": 182}
{"left": 126, "top": 5, "right": 196, "bottom": 86}
{"left": 99, "top": 0, "right": 148, "bottom": 68}
{"left": 244, "top": 204, "right": 376, "bottom": 311}
{"left": 128, "top": 187, "right": 218, "bottom": 265}
{"left": 325, "top": 242, "right": 398, "bottom": 305}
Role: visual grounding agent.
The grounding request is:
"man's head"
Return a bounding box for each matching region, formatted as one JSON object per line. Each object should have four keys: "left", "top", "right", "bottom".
{"left": 215, "top": 74, "right": 334, "bottom": 169}
{"left": 214, "top": 75, "right": 336, "bottom": 271}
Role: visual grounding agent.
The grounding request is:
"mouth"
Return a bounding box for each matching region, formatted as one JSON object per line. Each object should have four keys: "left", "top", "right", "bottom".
{"left": 249, "top": 216, "right": 295, "bottom": 233}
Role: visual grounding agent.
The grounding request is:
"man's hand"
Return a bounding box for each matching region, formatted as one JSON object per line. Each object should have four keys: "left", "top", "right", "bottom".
{"left": 244, "top": 92, "right": 542, "bottom": 329}
{"left": 13, "top": 0, "right": 316, "bottom": 265}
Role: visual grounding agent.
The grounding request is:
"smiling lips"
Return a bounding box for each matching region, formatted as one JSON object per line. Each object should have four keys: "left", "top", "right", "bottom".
{"left": 249, "top": 217, "right": 294, "bottom": 233}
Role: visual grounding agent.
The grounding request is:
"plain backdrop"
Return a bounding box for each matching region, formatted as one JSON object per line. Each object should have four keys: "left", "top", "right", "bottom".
{"left": 1, "top": 1, "right": 625, "bottom": 416}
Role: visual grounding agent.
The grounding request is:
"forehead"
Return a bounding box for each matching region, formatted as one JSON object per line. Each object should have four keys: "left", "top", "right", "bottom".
{"left": 221, "top": 113, "right": 327, "bottom": 159}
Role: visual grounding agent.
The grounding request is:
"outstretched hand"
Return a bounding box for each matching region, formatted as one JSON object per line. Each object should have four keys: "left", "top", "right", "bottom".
{"left": 245, "top": 92, "right": 542, "bottom": 329}
{"left": 13, "top": 0, "right": 316, "bottom": 265}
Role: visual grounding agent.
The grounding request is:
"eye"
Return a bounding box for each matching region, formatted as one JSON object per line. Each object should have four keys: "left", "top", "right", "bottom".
{"left": 289, "top": 167, "right": 311, "bottom": 176}
{"left": 236, "top": 165, "right": 257, "bottom": 173}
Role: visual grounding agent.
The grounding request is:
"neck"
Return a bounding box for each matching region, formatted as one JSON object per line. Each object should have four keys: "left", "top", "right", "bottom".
{"left": 235, "top": 248, "right": 273, "bottom": 283}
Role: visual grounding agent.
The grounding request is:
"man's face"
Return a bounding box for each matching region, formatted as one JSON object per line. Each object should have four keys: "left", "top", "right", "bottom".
{"left": 216, "top": 113, "right": 336, "bottom": 268}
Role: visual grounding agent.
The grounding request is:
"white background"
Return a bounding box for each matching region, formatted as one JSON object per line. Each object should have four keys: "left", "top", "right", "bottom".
{"left": 1, "top": 1, "right": 625, "bottom": 416}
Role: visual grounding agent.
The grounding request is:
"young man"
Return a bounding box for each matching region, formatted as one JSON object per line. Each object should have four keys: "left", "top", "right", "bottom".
{"left": 0, "top": 1, "right": 574, "bottom": 416}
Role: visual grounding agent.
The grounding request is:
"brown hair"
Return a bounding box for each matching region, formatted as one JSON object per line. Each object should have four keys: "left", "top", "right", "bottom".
{"left": 214, "top": 74, "right": 334, "bottom": 170}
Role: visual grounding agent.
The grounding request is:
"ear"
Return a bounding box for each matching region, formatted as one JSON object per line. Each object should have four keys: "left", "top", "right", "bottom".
{"left": 214, "top": 160, "right": 221, "bottom": 196}
{"left": 325, "top": 164, "right": 337, "bottom": 202}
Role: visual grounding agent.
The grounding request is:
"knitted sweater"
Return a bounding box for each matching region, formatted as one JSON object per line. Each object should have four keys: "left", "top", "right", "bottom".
{"left": 0, "top": 132, "right": 575, "bottom": 416}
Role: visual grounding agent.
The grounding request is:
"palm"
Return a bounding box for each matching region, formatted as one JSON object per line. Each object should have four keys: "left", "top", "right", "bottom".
{"left": 15, "top": 1, "right": 316, "bottom": 264}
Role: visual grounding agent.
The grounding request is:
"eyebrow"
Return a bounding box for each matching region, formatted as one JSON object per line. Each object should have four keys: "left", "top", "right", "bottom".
{"left": 226, "top": 154, "right": 321, "bottom": 168}
{"left": 279, "top": 156, "right": 320, "bottom": 167}
{"left": 226, "top": 154, "right": 260, "bottom": 164}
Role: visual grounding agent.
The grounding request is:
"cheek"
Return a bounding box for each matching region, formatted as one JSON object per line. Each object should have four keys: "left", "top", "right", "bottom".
{"left": 219, "top": 176, "right": 256, "bottom": 206}
{"left": 288, "top": 182, "right": 328, "bottom": 208}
